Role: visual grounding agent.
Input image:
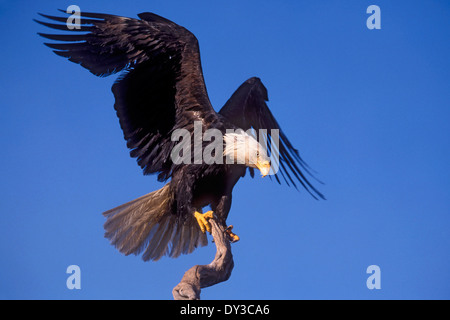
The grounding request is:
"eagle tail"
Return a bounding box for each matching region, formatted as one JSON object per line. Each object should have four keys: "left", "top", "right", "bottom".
{"left": 103, "top": 184, "right": 207, "bottom": 261}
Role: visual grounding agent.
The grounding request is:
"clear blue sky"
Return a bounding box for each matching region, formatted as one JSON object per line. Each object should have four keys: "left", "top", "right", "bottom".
{"left": 1, "top": 0, "right": 449, "bottom": 299}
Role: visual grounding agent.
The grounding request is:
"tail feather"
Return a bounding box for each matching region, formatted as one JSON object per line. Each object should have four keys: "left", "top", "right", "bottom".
{"left": 103, "top": 184, "right": 207, "bottom": 261}
{"left": 170, "top": 220, "right": 198, "bottom": 258}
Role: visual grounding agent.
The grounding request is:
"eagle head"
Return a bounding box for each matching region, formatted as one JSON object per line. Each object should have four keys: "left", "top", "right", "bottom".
{"left": 223, "top": 131, "right": 271, "bottom": 177}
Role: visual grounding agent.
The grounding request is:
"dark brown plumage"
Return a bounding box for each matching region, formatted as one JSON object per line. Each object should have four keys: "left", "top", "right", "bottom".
{"left": 36, "top": 10, "right": 324, "bottom": 261}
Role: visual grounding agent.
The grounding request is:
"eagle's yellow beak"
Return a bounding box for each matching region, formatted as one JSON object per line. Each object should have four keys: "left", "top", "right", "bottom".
{"left": 256, "top": 161, "right": 271, "bottom": 178}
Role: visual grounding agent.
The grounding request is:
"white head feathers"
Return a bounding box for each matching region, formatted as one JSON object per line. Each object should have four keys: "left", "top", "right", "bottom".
{"left": 223, "top": 130, "right": 270, "bottom": 167}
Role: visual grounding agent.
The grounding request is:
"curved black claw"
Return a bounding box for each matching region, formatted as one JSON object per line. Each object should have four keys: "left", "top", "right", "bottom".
{"left": 225, "top": 225, "right": 240, "bottom": 243}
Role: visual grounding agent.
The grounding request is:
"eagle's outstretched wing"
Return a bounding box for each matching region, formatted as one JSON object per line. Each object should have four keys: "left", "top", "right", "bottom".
{"left": 219, "top": 77, "right": 324, "bottom": 199}
{"left": 36, "top": 11, "right": 219, "bottom": 181}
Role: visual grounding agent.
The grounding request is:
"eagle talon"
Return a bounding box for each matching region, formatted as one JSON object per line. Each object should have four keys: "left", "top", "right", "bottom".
{"left": 225, "top": 225, "right": 240, "bottom": 242}
{"left": 194, "top": 210, "right": 214, "bottom": 234}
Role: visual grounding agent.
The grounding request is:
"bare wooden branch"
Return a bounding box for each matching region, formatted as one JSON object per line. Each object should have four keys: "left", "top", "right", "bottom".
{"left": 172, "top": 218, "right": 234, "bottom": 300}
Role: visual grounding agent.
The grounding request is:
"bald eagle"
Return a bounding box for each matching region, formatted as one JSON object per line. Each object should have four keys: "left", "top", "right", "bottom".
{"left": 36, "top": 10, "right": 324, "bottom": 261}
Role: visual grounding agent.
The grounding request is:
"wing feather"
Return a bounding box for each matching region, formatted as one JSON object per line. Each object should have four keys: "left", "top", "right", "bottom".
{"left": 36, "top": 11, "right": 218, "bottom": 180}
{"left": 219, "top": 77, "right": 324, "bottom": 199}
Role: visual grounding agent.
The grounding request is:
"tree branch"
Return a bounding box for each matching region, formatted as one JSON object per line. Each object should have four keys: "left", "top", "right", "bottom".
{"left": 172, "top": 218, "right": 234, "bottom": 300}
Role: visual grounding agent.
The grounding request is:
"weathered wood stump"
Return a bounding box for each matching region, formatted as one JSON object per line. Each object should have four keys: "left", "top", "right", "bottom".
{"left": 172, "top": 218, "right": 234, "bottom": 300}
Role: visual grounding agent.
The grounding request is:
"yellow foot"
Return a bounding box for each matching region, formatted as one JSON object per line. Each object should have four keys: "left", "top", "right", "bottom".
{"left": 225, "top": 225, "right": 240, "bottom": 243}
{"left": 194, "top": 210, "right": 214, "bottom": 234}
